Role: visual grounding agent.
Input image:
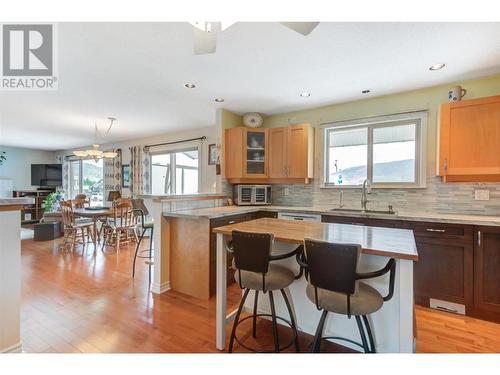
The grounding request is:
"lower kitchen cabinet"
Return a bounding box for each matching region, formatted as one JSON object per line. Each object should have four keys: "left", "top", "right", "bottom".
{"left": 412, "top": 236, "right": 473, "bottom": 308}
{"left": 473, "top": 226, "right": 500, "bottom": 318}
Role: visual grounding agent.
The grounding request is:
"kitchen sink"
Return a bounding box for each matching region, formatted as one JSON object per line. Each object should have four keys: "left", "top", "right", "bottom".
{"left": 330, "top": 208, "right": 397, "bottom": 215}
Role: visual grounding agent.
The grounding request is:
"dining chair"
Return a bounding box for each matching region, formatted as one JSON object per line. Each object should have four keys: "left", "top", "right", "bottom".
{"left": 73, "top": 194, "right": 90, "bottom": 208}
{"left": 102, "top": 198, "right": 138, "bottom": 251}
{"left": 60, "top": 200, "right": 95, "bottom": 253}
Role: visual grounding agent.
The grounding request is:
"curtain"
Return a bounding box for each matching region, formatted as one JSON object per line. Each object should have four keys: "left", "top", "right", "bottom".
{"left": 62, "top": 157, "right": 70, "bottom": 198}
{"left": 130, "top": 146, "right": 150, "bottom": 196}
{"left": 104, "top": 149, "right": 122, "bottom": 197}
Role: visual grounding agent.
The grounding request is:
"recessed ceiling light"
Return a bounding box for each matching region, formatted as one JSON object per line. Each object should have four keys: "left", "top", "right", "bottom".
{"left": 362, "top": 89, "right": 371, "bottom": 94}
{"left": 300, "top": 92, "right": 311, "bottom": 97}
{"left": 429, "top": 63, "right": 446, "bottom": 71}
{"left": 184, "top": 83, "right": 196, "bottom": 88}
{"left": 215, "top": 98, "right": 224, "bottom": 103}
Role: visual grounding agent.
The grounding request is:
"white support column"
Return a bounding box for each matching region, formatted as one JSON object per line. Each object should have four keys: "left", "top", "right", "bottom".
{"left": 397, "top": 259, "right": 415, "bottom": 353}
{"left": 150, "top": 199, "right": 170, "bottom": 294}
{"left": 0, "top": 209, "right": 22, "bottom": 353}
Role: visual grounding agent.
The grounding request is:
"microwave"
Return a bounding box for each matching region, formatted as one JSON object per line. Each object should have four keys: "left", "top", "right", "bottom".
{"left": 233, "top": 185, "right": 272, "bottom": 206}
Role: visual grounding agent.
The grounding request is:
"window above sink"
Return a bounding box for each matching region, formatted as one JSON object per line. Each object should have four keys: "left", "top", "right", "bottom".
{"left": 321, "top": 111, "right": 428, "bottom": 189}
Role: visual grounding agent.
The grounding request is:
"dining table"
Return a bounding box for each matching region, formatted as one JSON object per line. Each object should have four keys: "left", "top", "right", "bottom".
{"left": 73, "top": 207, "right": 113, "bottom": 245}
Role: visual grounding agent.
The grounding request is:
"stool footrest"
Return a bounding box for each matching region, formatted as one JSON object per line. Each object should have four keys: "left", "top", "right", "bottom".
{"left": 232, "top": 313, "right": 297, "bottom": 353}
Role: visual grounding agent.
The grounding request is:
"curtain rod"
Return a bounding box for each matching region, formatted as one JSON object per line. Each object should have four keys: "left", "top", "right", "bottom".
{"left": 137, "top": 136, "right": 207, "bottom": 151}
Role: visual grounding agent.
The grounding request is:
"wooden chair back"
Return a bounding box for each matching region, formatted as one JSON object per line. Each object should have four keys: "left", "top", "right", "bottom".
{"left": 74, "top": 194, "right": 90, "bottom": 208}
{"left": 112, "top": 199, "right": 135, "bottom": 229}
{"left": 60, "top": 200, "right": 75, "bottom": 227}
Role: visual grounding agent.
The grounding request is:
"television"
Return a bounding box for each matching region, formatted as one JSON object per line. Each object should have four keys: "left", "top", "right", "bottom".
{"left": 31, "top": 164, "right": 62, "bottom": 187}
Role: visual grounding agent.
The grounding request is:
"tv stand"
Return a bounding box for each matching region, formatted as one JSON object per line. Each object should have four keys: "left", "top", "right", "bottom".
{"left": 12, "top": 189, "right": 55, "bottom": 225}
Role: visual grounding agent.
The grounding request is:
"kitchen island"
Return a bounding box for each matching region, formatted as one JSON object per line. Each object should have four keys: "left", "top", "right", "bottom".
{"left": 213, "top": 218, "right": 418, "bottom": 353}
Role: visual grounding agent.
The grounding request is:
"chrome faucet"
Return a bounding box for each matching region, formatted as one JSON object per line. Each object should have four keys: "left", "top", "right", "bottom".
{"left": 338, "top": 190, "right": 344, "bottom": 208}
{"left": 361, "top": 178, "right": 372, "bottom": 211}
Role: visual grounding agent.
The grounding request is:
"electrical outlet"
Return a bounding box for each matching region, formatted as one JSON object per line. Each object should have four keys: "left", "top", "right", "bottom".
{"left": 283, "top": 187, "right": 290, "bottom": 196}
{"left": 474, "top": 189, "right": 490, "bottom": 201}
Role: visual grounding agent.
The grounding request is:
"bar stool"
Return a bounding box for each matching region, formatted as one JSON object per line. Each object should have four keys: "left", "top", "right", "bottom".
{"left": 227, "top": 230, "right": 303, "bottom": 353}
{"left": 131, "top": 198, "right": 154, "bottom": 285}
{"left": 297, "top": 238, "right": 396, "bottom": 353}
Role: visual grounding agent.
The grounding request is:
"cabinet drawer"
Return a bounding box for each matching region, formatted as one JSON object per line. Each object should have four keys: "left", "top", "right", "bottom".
{"left": 401, "top": 221, "right": 472, "bottom": 240}
{"left": 210, "top": 213, "right": 254, "bottom": 228}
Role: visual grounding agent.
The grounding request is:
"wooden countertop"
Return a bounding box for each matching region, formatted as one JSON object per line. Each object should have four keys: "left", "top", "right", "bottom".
{"left": 213, "top": 218, "right": 418, "bottom": 261}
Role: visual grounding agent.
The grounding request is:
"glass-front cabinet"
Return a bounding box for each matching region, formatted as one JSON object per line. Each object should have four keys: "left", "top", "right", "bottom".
{"left": 244, "top": 129, "right": 267, "bottom": 177}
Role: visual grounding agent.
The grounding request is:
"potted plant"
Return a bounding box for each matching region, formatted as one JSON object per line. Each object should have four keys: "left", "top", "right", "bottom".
{"left": 42, "top": 190, "right": 65, "bottom": 212}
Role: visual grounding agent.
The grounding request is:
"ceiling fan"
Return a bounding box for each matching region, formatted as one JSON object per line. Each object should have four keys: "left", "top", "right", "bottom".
{"left": 191, "top": 22, "right": 319, "bottom": 55}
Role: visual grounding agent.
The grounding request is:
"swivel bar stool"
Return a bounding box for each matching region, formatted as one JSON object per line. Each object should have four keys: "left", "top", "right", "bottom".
{"left": 131, "top": 198, "right": 154, "bottom": 285}
{"left": 297, "top": 238, "right": 396, "bottom": 353}
{"left": 227, "top": 230, "right": 303, "bottom": 353}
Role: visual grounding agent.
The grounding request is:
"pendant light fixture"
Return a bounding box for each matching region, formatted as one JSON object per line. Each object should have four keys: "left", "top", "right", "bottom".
{"left": 73, "top": 117, "right": 118, "bottom": 159}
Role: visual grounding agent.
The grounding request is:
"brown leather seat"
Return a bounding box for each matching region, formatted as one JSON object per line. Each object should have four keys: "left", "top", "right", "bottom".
{"left": 306, "top": 282, "right": 383, "bottom": 316}
{"left": 235, "top": 264, "right": 295, "bottom": 291}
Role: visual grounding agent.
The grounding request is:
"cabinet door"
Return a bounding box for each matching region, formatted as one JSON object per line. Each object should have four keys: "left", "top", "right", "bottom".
{"left": 413, "top": 237, "right": 473, "bottom": 307}
{"left": 440, "top": 95, "right": 500, "bottom": 178}
{"left": 287, "top": 124, "right": 313, "bottom": 178}
{"left": 474, "top": 226, "right": 500, "bottom": 314}
{"left": 244, "top": 129, "right": 268, "bottom": 178}
{"left": 269, "top": 127, "right": 287, "bottom": 178}
{"left": 224, "top": 127, "right": 244, "bottom": 179}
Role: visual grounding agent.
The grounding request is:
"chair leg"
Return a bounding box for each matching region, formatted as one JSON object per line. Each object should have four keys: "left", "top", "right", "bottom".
{"left": 311, "top": 309, "right": 328, "bottom": 353}
{"left": 268, "top": 291, "right": 280, "bottom": 353}
{"left": 252, "top": 290, "right": 259, "bottom": 338}
{"left": 281, "top": 289, "right": 300, "bottom": 353}
{"left": 355, "top": 315, "right": 369, "bottom": 353}
{"left": 228, "top": 288, "right": 250, "bottom": 353}
{"left": 362, "top": 315, "right": 376, "bottom": 353}
{"left": 132, "top": 228, "right": 146, "bottom": 278}
{"left": 116, "top": 231, "right": 121, "bottom": 251}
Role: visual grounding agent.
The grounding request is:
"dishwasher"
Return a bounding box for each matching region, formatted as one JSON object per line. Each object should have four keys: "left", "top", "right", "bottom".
{"left": 277, "top": 212, "right": 322, "bottom": 222}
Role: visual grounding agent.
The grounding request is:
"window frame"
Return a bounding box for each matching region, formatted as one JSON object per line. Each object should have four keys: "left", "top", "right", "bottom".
{"left": 68, "top": 158, "right": 105, "bottom": 205}
{"left": 150, "top": 145, "right": 202, "bottom": 195}
{"left": 321, "top": 111, "right": 427, "bottom": 189}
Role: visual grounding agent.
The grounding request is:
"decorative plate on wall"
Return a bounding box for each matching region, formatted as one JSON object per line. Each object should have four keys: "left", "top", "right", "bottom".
{"left": 242, "top": 112, "right": 264, "bottom": 128}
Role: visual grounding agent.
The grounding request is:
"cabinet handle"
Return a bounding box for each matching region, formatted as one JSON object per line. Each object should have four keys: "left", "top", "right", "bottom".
{"left": 425, "top": 228, "right": 446, "bottom": 233}
{"left": 228, "top": 220, "right": 235, "bottom": 224}
{"left": 444, "top": 158, "right": 448, "bottom": 172}
{"left": 350, "top": 222, "right": 366, "bottom": 226}
{"left": 478, "top": 230, "right": 481, "bottom": 247}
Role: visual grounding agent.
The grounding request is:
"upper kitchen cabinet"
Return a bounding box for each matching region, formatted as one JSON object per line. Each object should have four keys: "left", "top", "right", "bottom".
{"left": 224, "top": 123, "right": 314, "bottom": 183}
{"left": 439, "top": 95, "right": 500, "bottom": 182}
{"left": 224, "top": 127, "right": 268, "bottom": 179}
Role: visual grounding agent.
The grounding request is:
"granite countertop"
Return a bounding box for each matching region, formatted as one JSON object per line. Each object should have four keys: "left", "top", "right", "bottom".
{"left": 0, "top": 197, "right": 35, "bottom": 205}
{"left": 162, "top": 205, "right": 500, "bottom": 226}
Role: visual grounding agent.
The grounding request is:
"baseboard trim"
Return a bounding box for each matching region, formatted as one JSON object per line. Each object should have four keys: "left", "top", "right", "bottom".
{"left": 151, "top": 281, "right": 171, "bottom": 294}
{"left": 1, "top": 342, "right": 22, "bottom": 353}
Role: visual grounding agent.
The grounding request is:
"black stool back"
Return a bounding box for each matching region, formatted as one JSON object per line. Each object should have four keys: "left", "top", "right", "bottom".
{"left": 305, "top": 239, "right": 360, "bottom": 296}
{"left": 232, "top": 230, "right": 273, "bottom": 275}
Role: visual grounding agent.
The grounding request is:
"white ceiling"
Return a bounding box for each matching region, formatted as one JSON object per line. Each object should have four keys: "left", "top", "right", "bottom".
{"left": 1, "top": 22, "right": 499, "bottom": 151}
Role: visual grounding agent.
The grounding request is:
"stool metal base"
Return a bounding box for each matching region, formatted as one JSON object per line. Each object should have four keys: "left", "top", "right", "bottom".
{"left": 311, "top": 309, "right": 376, "bottom": 353}
{"left": 232, "top": 313, "right": 297, "bottom": 353}
{"left": 229, "top": 288, "right": 300, "bottom": 353}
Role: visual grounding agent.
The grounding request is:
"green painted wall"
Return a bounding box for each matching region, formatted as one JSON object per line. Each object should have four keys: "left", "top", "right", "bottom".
{"left": 263, "top": 74, "right": 500, "bottom": 177}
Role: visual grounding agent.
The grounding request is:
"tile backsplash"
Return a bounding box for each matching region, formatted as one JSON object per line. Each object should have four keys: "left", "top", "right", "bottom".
{"left": 269, "top": 177, "right": 500, "bottom": 216}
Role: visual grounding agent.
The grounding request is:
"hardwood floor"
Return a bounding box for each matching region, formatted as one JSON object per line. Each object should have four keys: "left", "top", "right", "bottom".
{"left": 19, "top": 236, "right": 500, "bottom": 353}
